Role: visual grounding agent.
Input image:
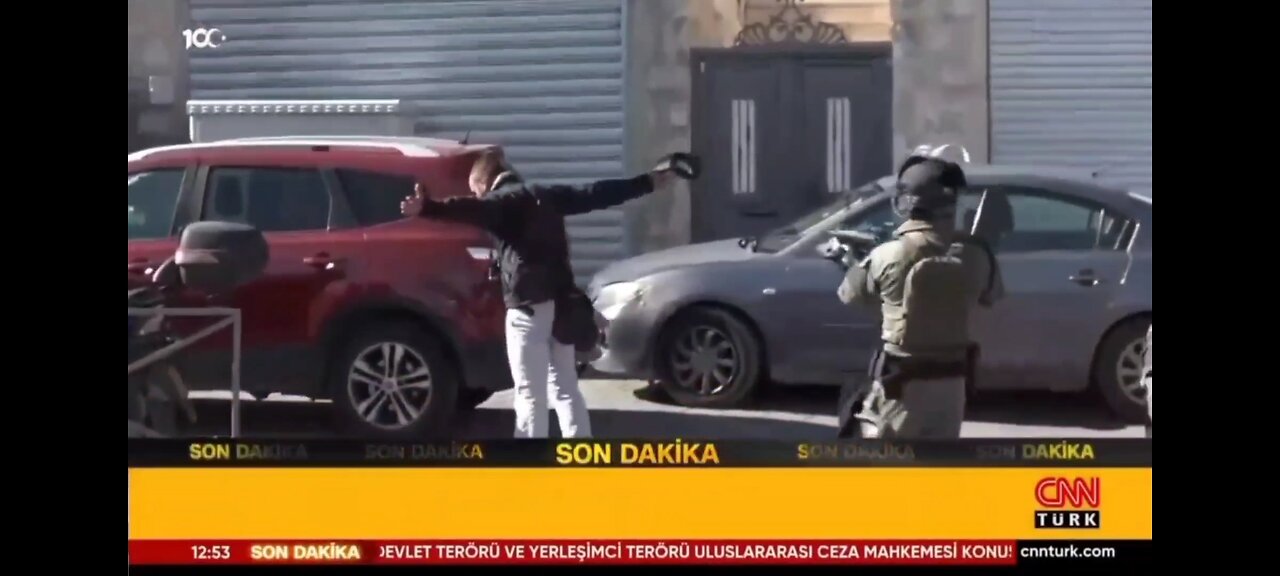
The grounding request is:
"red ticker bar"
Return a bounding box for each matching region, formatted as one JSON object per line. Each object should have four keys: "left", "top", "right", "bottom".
{"left": 129, "top": 539, "right": 1018, "bottom": 566}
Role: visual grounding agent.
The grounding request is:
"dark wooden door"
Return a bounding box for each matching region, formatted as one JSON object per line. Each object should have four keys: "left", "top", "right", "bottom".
{"left": 691, "top": 47, "right": 892, "bottom": 243}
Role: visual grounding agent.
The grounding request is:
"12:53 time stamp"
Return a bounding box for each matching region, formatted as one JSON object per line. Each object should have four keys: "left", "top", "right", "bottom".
{"left": 191, "top": 545, "right": 232, "bottom": 560}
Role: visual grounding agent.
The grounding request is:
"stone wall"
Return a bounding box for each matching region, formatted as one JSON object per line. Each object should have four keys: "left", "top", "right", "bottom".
{"left": 891, "top": 0, "right": 989, "bottom": 164}
{"left": 745, "top": 0, "right": 892, "bottom": 42}
{"left": 624, "top": 0, "right": 895, "bottom": 254}
{"left": 623, "top": 0, "right": 739, "bottom": 254}
{"left": 128, "top": 0, "right": 191, "bottom": 152}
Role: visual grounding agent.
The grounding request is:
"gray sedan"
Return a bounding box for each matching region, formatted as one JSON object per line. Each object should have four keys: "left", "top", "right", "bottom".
{"left": 588, "top": 165, "right": 1152, "bottom": 421}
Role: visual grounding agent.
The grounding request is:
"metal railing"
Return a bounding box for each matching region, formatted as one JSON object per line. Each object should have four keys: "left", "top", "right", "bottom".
{"left": 127, "top": 307, "right": 243, "bottom": 438}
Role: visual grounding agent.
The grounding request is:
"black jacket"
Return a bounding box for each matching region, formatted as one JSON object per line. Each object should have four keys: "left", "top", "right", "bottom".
{"left": 420, "top": 174, "right": 655, "bottom": 308}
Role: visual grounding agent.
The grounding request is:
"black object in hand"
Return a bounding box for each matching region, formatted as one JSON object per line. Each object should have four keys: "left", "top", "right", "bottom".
{"left": 819, "top": 237, "right": 849, "bottom": 263}
{"left": 822, "top": 230, "right": 879, "bottom": 268}
{"left": 829, "top": 229, "right": 878, "bottom": 247}
{"left": 652, "top": 153, "right": 701, "bottom": 180}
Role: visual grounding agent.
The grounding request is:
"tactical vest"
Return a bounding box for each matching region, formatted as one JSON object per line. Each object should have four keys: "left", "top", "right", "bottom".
{"left": 881, "top": 232, "right": 973, "bottom": 356}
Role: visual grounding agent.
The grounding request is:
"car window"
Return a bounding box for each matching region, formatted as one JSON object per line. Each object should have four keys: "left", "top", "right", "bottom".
{"left": 956, "top": 192, "right": 984, "bottom": 233}
{"left": 836, "top": 199, "right": 901, "bottom": 244}
{"left": 129, "top": 169, "right": 185, "bottom": 240}
{"left": 336, "top": 169, "right": 415, "bottom": 226}
{"left": 755, "top": 178, "right": 887, "bottom": 252}
{"left": 984, "top": 187, "right": 1132, "bottom": 253}
{"left": 1094, "top": 209, "right": 1135, "bottom": 250}
{"left": 204, "top": 168, "right": 330, "bottom": 232}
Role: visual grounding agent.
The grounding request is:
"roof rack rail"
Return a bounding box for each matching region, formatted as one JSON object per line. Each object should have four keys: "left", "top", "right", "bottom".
{"left": 128, "top": 138, "right": 442, "bottom": 162}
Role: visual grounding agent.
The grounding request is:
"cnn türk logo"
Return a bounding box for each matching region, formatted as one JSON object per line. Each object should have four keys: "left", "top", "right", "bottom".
{"left": 1034, "top": 477, "right": 1101, "bottom": 529}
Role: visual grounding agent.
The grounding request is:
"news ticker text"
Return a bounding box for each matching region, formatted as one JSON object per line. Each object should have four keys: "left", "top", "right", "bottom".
{"left": 128, "top": 439, "right": 1150, "bottom": 467}
{"left": 128, "top": 539, "right": 1147, "bottom": 566}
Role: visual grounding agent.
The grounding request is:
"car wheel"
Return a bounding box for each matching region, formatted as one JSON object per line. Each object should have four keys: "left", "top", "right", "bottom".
{"left": 1093, "top": 317, "right": 1150, "bottom": 423}
{"left": 657, "top": 307, "right": 763, "bottom": 408}
{"left": 458, "top": 389, "right": 495, "bottom": 410}
{"left": 330, "top": 322, "right": 459, "bottom": 437}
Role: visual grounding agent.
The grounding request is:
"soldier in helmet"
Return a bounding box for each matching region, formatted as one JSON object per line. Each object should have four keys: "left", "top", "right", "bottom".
{"left": 835, "top": 153, "right": 1004, "bottom": 438}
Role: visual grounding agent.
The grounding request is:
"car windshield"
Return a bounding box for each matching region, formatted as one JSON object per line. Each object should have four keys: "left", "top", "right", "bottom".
{"left": 752, "top": 179, "right": 887, "bottom": 252}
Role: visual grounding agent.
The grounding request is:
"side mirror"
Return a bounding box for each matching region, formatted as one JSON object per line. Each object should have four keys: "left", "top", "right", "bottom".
{"left": 174, "top": 221, "right": 269, "bottom": 293}
{"left": 150, "top": 257, "right": 182, "bottom": 290}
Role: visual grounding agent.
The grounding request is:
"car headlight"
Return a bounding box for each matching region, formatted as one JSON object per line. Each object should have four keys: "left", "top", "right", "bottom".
{"left": 596, "top": 282, "right": 643, "bottom": 320}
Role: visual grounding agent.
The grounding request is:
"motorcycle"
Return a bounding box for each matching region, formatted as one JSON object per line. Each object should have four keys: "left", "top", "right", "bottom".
{"left": 128, "top": 221, "right": 268, "bottom": 438}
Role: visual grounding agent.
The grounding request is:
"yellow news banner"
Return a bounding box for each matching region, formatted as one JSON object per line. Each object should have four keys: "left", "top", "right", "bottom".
{"left": 129, "top": 468, "right": 1151, "bottom": 540}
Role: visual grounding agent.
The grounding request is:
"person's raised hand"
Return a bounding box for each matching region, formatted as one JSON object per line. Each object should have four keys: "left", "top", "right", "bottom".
{"left": 400, "top": 183, "right": 427, "bottom": 217}
{"left": 652, "top": 152, "right": 701, "bottom": 180}
{"left": 649, "top": 170, "right": 678, "bottom": 191}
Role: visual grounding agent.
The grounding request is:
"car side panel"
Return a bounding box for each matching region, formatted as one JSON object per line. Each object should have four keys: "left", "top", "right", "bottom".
{"left": 763, "top": 258, "right": 880, "bottom": 385}
{"left": 130, "top": 147, "right": 496, "bottom": 397}
{"left": 606, "top": 260, "right": 851, "bottom": 385}
{"left": 349, "top": 219, "right": 509, "bottom": 389}
{"left": 593, "top": 263, "right": 763, "bottom": 378}
{"left": 173, "top": 230, "right": 369, "bottom": 396}
{"left": 1115, "top": 250, "right": 1151, "bottom": 314}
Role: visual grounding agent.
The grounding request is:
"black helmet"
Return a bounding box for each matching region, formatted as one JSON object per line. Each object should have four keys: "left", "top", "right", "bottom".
{"left": 892, "top": 146, "right": 969, "bottom": 218}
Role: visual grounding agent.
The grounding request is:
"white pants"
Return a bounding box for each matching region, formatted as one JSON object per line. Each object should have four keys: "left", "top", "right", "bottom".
{"left": 506, "top": 301, "right": 592, "bottom": 438}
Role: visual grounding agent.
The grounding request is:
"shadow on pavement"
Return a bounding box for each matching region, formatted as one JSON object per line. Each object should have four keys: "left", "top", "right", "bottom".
{"left": 751, "top": 384, "right": 1129, "bottom": 431}
{"left": 184, "top": 384, "right": 1128, "bottom": 438}
{"left": 187, "top": 398, "right": 333, "bottom": 438}
{"left": 964, "top": 391, "right": 1129, "bottom": 430}
{"left": 185, "top": 399, "right": 833, "bottom": 439}
{"left": 579, "top": 372, "right": 1129, "bottom": 432}
{"left": 453, "top": 408, "right": 831, "bottom": 439}
{"left": 577, "top": 368, "right": 632, "bottom": 381}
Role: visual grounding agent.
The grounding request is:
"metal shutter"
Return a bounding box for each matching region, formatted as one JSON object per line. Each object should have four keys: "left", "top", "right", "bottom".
{"left": 989, "top": 0, "right": 1152, "bottom": 195}
{"left": 189, "top": 0, "right": 628, "bottom": 278}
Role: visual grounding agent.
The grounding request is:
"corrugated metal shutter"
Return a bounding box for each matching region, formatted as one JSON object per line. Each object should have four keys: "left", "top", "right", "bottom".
{"left": 989, "top": 0, "right": 1152, "bottom": 195}
{"left": 188, "top": 0, "right": 627, "bottom": 278}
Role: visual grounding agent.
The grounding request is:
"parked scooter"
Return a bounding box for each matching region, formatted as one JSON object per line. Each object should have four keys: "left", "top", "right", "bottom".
{"left": 128, "top": 222, "right": 268, "bottom": 438}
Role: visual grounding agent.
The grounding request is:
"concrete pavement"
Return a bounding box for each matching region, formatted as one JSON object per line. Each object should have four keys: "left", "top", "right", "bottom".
{"left": 188, "top": 379, "right": 1144, "bottom": 438}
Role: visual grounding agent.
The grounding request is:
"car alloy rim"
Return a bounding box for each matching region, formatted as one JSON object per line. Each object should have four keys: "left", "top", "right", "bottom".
{"left": 1115, "top": 336, "right": 1147, "bottom": 406}
{"left": 670, "top": 325, "right": 737, "bottom": 396}
{"left": 347, "top": 342, "right": 433, "bottom": 429}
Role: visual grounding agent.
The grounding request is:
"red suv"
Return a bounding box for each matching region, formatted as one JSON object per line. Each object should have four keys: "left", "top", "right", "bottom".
{"left": 127, "top": 136, "right": 510, "bottom": 436}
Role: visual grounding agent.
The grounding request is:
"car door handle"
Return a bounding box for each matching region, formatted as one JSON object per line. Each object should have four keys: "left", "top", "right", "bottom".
{"left": 303, "top": 253, "right": 345, "bottom": 271}
{"left": 1069, "top": 270, "right": 1100, "bottom": 286}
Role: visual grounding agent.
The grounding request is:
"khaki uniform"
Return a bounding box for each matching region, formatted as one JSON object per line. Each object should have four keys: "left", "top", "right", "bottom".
{"left": 837, "top": 219, "right": 1003, "bottom": 438}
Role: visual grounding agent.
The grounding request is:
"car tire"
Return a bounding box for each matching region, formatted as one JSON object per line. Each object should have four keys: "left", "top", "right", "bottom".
{"left": 656, "top": 307, "right": 763, "bottom": 408}
{"left": 1093, "top": 317, "right": 1150, "bottom": 423}
{"left": 458, "top": 389, "right": 495, "bottom": 410}
{"left": 329, "top": 322, "right": 459, "bottom": 438}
